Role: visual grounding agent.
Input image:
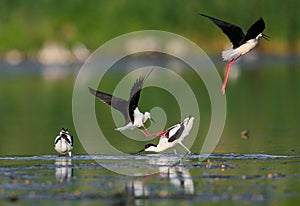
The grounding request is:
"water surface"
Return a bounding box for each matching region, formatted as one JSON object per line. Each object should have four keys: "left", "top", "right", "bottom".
{"left": 0, "top": 154, "right": 299, "bottom": 205}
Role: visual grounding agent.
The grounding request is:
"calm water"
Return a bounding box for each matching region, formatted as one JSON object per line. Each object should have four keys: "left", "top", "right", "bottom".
{"left": 0, "top": 154, "right": 300, "bottom": 205}
{"left": 0, "top": 63, "right": 299, "bottom": 156}
{"left": 0, "top": 61, "right": 300, "bottom": 204}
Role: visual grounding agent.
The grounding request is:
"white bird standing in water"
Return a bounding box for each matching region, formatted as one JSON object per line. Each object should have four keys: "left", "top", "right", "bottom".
{"left": 54, "top": 128, "right": 73, "bottom": 157}
{"left": 89, "top": 71, "right": 154, "bottom": 137}
{"left": 200, "top": 14, "right": 269, "bottom": 94}
{"left": 136, "top": 116, "right": 194, "bottom": 154}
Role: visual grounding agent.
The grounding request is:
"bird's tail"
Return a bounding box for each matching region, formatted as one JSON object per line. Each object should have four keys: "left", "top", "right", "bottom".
{"left": 222, "top": 49, "right": 241, "bottom": 62}
{"left": 179, "top": 116, "right": 194, "bottom": 141}
{"left": 115, "top": 122, "right": 135, "bottom": 131}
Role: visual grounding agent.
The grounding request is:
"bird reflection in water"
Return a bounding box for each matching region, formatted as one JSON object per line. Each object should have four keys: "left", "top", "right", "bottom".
{"left": 154, "top": 158, "right": 194, "bottom": 195}
{"left": 125, "top": 157, "right": 194, "bottom": 204}
{"left": 55, "top": 157, "right": 73, "bottom": 182}
{"left": 164, "top": 166, "right": 194, "bottom": 195}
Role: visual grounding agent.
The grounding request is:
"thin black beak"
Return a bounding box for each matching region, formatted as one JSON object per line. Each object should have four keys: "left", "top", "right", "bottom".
{"left": 150, "top": 117, "right": 156, "bottom": 124}
{"left": 262, "top": 33, "right": 270, "bottom": 40}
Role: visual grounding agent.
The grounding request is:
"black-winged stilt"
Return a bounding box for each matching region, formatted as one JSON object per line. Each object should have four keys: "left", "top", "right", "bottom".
{"left": 136, "top": 116, "right": 194, "bottom": 154}
{"left": 54, "top": 128, "right": 73, "bottom": 157}
{"left": 200, "top": 14, "right": 269, "bottom": 94}
{"left": 89, "top": 71, "right": 153, "bottom": 137}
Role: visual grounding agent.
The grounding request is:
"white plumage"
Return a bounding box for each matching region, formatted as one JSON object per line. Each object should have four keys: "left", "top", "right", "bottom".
{"left": 222, "top": 39, "right": 259, "bottom": 62}
{"left": 54, "top": 128, "right": 73, "bottom": 157}
{"left": 143, "top": 116, "right": 194, "bottom": 153}
{"left": 115, "top": 108, "right": 151, "bottom": 131}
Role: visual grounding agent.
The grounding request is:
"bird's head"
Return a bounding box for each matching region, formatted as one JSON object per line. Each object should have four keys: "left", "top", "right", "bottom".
{"left": 144, "top": 143, "right": 158, "bottom": 152}
{"left": 131, "top": 143, "right": 157, "bottom": 154}
{"left": 144, "top": 112, "right": 151, "bottom": 120}
{"left": 143, "top": 112, "right": 155, "bottom": 123}
{"left": 60, "top": 128, "right": 69, "bottom": 136}
{"left": 61, "top": 134, "right": 67, "bottom": 140}
{"left": 256, "top": 33, "right": 262, "bottom": 39}
{"left": 58, "top": 129, "right": 73, "bottom": 145}
{"left": 257, "top": 33, "right": 270, "bottom": 40}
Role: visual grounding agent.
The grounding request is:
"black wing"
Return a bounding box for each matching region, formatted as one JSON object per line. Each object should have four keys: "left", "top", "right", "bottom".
{"left": 70, "top": 135, "right": 74, "bottom": 146}
{"left": 200, "top": 14, "right": 245, "bottom": 48}
{"left": 88, "top": 87, "right": 130, "bottom": 122}
{"left": 244, "top": 17, "right": 265, "bottom": 41}
{"left": 128, "top": 76, "right": 145, "bottom": 121}
{"left": 128, "top": 70, "right": 153, "bottom": 122}
{"left": 54, "top": 136, "right": 61, "bottom": 145}
{"left": 168, "top": 124, "right": 185, "bottom": 143}
{"left": 163, "top": 125, "right": 178, "bottom": 138}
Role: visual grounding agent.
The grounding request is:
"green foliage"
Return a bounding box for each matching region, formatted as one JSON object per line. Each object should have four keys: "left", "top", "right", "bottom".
{"left": 0, "top": 0, "right": 299, "bottom": 55}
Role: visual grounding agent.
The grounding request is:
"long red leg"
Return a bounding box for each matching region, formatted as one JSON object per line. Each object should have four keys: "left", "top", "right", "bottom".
{"left": 139, "top": 125, "right": 159, "bottom": 137}
{"left": 221, "top": 60, "right": 233, "bottom": 94}
{"left": 221, "top": 55, "right": 241, "bottom": 94}
{"left": 146, "top": 130, "right": 167, "bottom": 137}
{"left": 139, "top": 127, "right": 166, "bottom": 138}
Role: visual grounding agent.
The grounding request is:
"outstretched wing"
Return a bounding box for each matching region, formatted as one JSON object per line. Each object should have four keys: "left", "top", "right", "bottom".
{"left": 200, "top": 14, "right": 245, "bottom": 48}
{"left": 128, "top": 76, "right": 145, "bottom": 113}
{"left": 89, "top": 87, "right": 130, "bottom": 122}
{"left": 128, "top": 70, "right": 153, "bottom": 121}
{"left": 245, "top": 17, "right": 265, "bottom": 41}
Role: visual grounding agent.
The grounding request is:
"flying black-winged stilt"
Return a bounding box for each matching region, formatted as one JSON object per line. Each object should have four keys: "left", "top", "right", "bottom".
{"left": 135, "top": 116, "right": 194, "bottom": 154}
{"left": 200, "top": 14, "right": 269, "bottom": 94}
{"left": 54, "top": 128, "right": 73, "bottom": 157}
{"left": 89, "top": 71, "right": 154, "bottom": 137}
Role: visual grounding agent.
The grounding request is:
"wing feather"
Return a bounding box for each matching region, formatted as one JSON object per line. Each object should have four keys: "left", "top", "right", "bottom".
{"left": 128, "top": 70, "right": 153, "bottom": 121}
{"left": 89, "top": 87, "right": 130, "bottom": 122}
{"left": 200, "top": 14, "right": 245, "bottom": 48}
{"left": 245, "top": 17, "right": 265, "bottom": 41}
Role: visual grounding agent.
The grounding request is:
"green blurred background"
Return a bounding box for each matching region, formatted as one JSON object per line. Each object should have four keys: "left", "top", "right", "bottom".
{"left": 0, "top": 0, "right": 299, "bottom": 156}
{"left": 0, "top": 0, "right": 299, "bottom": 55}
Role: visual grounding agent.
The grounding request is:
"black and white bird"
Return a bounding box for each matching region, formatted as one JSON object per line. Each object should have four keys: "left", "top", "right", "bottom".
{"left": 54, "top": 128, "right": 73, "bottom": 157}
{"left": 136, "top": 116, "right": 194, "bottom": 154}
{"left": 200, "top": 14, "right": 269, "bottom": 94}
{"left": 89, "top": 71, "right": 153, "bottom": 137}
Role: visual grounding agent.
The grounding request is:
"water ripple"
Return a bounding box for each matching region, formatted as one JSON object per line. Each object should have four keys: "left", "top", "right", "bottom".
{"left": 0, "top": 153, "right": 297, "bottom": 161}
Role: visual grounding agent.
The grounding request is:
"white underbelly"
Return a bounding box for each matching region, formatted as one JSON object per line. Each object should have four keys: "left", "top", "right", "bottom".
{"left": 222, "top": 40, "right": 258, "bottom": 62}
{"left": 55, "top": 140, "right": 72, "bottom": 154}
{"left": 115, "top": 122, "right": 135, "bottom": 131}
{"left": 237, "top": 41, "right": 257, "bottom": 55}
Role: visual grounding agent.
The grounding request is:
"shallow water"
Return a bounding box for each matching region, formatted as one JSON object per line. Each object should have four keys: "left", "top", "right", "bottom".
{"left": 1, "top": 154, "right": 300, "bottom": 205}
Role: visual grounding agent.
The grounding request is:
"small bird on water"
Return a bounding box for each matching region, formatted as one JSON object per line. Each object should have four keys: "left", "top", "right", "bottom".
{"left": 54, "top": 128, "right": 73, "bottom": 157}
{"left": 89, "top": 71, "right": 154, "bottom": 137}
{"left": 199, "top": 14, "right": 269, "bottom": 94}
{"left": 135, "top": 116, "right": 194, "bottom": 154}
{"left": 240, "top": 129, "right": 250, "bottom": 139}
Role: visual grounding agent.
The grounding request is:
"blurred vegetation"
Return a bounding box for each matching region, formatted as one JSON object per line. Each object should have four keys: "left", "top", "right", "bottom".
{"left": 0, "top": 0, "right": 299, "bottom": 56}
